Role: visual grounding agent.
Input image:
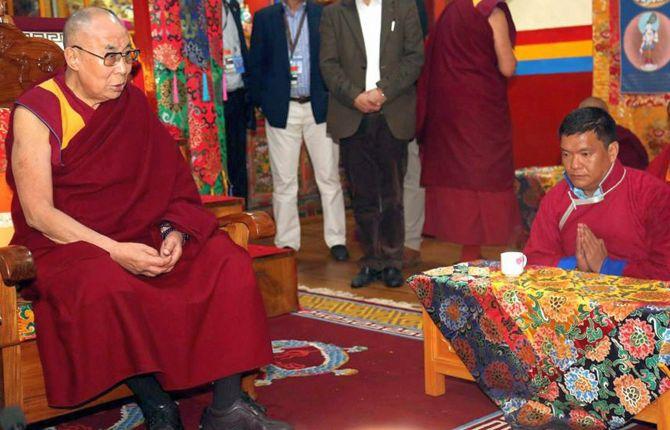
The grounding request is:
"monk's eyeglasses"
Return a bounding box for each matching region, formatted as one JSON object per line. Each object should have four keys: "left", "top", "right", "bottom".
{"left": 71, "top": 45, "right": 140, "bottom": 67}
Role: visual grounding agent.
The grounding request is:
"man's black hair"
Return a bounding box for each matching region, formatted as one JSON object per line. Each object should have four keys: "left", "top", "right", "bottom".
{"left": 558, "top": 107, "right": 617, "bottom": 146}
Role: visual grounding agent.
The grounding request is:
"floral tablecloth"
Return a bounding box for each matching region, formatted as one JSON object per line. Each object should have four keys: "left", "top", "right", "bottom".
{"left": 408, "top": 262, "right": 670, "bottom": 429}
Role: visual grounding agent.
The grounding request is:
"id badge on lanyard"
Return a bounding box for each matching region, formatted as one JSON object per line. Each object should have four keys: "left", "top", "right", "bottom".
{"left": 286, "top": 9, "right": 307, "bottom": 89}
{"left": 290, "top": 57, "right": 303, "bottom": 87}
{"left": 224, "top": 49, "right": 245, "bottom": 74}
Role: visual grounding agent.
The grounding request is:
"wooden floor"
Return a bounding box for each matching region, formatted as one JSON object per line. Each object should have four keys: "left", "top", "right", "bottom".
{"left": 263, "top": 211, "right": 508, "bottom": 304}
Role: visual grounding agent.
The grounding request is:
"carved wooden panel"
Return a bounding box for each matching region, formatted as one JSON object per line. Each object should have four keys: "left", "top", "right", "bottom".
{"left": 0, "top": 23, "right": 64, "bottom": 108}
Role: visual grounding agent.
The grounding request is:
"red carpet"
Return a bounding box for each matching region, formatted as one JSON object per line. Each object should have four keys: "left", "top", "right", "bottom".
{"left": 40, "top": 314, "right": 499, "bottom": 430}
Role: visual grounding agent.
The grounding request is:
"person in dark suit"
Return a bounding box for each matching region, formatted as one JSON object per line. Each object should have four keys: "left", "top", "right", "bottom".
{"left": 249, "top": 0, "right": 349, "bottom": 261}
{"left": 222, "top": 0, "right": 254, "bottom": 200}
{"left": 320, "top": 0, "right": 424, "bottom": 288}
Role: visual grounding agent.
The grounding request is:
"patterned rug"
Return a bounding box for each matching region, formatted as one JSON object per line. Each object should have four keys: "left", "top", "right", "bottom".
{"left": 295, "top": 286, "right": 423, "bottom": 340}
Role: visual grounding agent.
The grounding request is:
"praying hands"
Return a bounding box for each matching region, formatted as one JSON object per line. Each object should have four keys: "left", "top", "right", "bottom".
{"left": 576, "top": 223, "right": 608, "bottom": 273}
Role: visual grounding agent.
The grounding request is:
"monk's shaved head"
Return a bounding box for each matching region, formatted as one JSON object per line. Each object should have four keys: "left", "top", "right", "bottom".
{"left": 579, "top": 96, "right": 609, "bottom": 112}
{"left": 63, "top": 7, "right": 124, "bottom": 47}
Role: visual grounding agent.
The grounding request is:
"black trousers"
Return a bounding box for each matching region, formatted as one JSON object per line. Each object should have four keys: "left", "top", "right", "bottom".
{"left": 224, "top": 88, "right": 249, "bottom": 200}
{"left": 341, "top": 113, "right": 408, "bottom": 270}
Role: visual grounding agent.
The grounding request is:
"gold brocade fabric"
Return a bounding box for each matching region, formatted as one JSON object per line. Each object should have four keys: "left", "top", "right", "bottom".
{"left": 593, "top": 0, "right": 670, "bottom": 158}
{"left": 409, "top": 262, "right": 670, "bottom": 427}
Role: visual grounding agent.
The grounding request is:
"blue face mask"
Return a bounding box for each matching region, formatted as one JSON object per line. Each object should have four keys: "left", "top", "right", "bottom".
{"left": 563, "top": 161, "right": 614, "bottom": 201}
{"left": 572, "top": 185, "right": 603, "bottom": 200}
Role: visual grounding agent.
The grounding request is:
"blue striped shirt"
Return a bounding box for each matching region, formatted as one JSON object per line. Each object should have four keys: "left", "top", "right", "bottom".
{"left": 283, "top": 1, "right": 310, "bottom": 97}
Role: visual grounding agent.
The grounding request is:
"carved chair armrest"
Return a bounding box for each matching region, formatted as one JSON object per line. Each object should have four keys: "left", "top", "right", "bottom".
{"left": 217, "top": 211, "right": 276, "bottom": 241}
{"left": 0, "top": 245, "right": 36, "bottom": 286}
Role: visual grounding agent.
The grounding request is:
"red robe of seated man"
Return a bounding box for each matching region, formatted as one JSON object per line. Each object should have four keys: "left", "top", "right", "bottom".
{"left": 5, "top": 73, "right": 272, "bottom": 407}
{"left": 524, "top": 160, "right": 670, "bottom": 281}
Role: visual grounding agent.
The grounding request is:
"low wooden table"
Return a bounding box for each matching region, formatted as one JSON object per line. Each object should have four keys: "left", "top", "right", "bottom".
{"left": 409, "top": 262, "right": 670, "bottom": 429}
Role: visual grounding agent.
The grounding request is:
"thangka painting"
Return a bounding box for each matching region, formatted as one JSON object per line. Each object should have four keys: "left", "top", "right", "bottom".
{"left": 620, "top": 0, "right": 670, "bottom": 93}
{"left": 593, "top": 0, "right": 670, "bottom": 157}
{"left": 149, "top": 0, "right": 229, "bottom": 195}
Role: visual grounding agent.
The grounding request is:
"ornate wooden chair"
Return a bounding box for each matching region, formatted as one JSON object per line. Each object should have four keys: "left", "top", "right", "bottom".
{"left": 0, "top": 20, "right": 273, "bottom": 423}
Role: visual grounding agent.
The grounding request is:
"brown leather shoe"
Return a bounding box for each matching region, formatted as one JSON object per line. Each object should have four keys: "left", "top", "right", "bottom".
{"left": 403, "top": 247, "right": 421, "bottom": 268}
{"left": 200, "top": 398, "right": 293, "bottom": 430}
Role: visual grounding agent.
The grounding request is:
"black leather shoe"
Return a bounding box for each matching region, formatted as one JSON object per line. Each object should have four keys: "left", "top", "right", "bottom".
{"left": 382, "top": 267, "right": 404, "bottom": 288}
{"left": 330, "top": 244, "right": 350, "bottom": 261}
{"left": 200, "top": 397, "right": 293, "bottom": 430}
{"left": 351, "top": 267, "right": 379, "bottom": 289}
{"left": 142, "top": 402, "right": 184, "bottom": 430}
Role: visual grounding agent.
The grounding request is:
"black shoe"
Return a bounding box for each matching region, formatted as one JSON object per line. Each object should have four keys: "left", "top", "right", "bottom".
{"left": 200, "top": 398, "right": 293, "bottom": 430}
{"left": 330, "top": 245, "right": 349, "bottom": 261}
{"left": 141, "top": 402, "right": 184, "bottom": 430}
{"left": 351, "top": 267, "right": 379, "bottom": 289}
{"left": 382, "top": 267, "right": 404, "bottom": 288}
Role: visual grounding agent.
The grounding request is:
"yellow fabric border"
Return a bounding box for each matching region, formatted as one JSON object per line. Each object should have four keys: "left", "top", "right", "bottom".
{"left": 515, "top": 41, "right": 593, "bottom": 61}
{"left": 37, "top": 79, "right": 85, "bottom": 150}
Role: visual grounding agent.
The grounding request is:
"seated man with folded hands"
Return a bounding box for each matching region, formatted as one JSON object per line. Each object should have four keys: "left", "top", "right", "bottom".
{"left": 524, "top": 107, "right": 670, "bottom": 280}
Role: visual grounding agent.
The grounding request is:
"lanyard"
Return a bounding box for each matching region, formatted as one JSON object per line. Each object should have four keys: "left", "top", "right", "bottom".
{"left": 284, "top": 6, "right": 307, "bottom": 59}
{"left": 223, "top": 0, "right": 233, "bottom": 32}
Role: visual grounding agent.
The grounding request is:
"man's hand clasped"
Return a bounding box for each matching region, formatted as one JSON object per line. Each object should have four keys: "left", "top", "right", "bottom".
{"left": 354, "top": 88, "right": 386, "bottom": 113}
{"left": 576, "top": 223, "right": 608, "bottom": 273}
{"left": 109, "top": 231, "right": 183, "bottom": 277}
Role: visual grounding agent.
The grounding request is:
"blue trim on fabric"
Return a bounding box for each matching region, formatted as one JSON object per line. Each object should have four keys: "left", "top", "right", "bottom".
{"left": 515, "top": 57, "right": 593, "bottom": 76}
{"left": 600, "top": 257, "right": 626, "bottom": 276}
{"left": 558, "top": 256, "right": 577, "bottom": 270}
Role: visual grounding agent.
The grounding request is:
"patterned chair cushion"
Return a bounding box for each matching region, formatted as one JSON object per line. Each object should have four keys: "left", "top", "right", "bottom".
{"left": 18, "top": 300, "right": 36, "bottom": 342}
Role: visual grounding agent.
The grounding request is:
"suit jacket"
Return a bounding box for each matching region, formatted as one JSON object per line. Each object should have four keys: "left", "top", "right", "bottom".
{"left": 226, "top": 0, "right": 255, "bottom": 129}
{"left": 319, "top": 0, "right": 424, "bottom": 140}
{"left": 249, "top": 1, "right": 329, "bottom": 128}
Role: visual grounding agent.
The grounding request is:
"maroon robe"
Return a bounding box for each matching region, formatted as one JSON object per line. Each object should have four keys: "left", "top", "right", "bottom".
{"left": 417, "top": 0, "right": 520, "bottom": 246}
{"left": 648, "top": 144, "right": 670, "bottom": 183}
{"left": 615, "top": 124, "right": 648, "bottom": 170}
{"left": 524, "top": 161, "right": 670, "bottom": 281}
{"left": 6, "top": 74, "right": 272, "bottom": 407}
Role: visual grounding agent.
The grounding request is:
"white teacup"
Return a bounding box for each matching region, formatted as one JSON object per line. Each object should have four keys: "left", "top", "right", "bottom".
{"left": 501, "top": 252, "right": 527, "bottom": 276}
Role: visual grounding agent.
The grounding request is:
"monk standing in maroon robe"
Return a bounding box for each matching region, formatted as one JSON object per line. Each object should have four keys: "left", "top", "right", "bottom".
{"left": 524, "top": 108, "right": 670, "bottom": 281}
{"left": 417, "top": 0, "right": 520, "bottom": 262}
{"left": 6, "top": 8, "right": 291, "bottom": 430}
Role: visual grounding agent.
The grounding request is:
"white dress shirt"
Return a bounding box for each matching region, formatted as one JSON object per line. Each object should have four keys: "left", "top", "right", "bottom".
{"left": 356, "top": 0, "right": 382, "bottom": 91}
{"left": 222, "top": 0, "right": 244, "bottom": 92}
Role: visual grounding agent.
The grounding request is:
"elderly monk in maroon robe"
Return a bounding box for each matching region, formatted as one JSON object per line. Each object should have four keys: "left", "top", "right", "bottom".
{"left": 417, "top": 0, "right": 520, "bottom": 262}
{"left": 578, "top": 97, "right": 649, "bottom": 170}
{"left": 6, "top": 8, "right": 291, "bottom": 430}
{"left": 524, "top": 107, "right": 670, "bottom": 281}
